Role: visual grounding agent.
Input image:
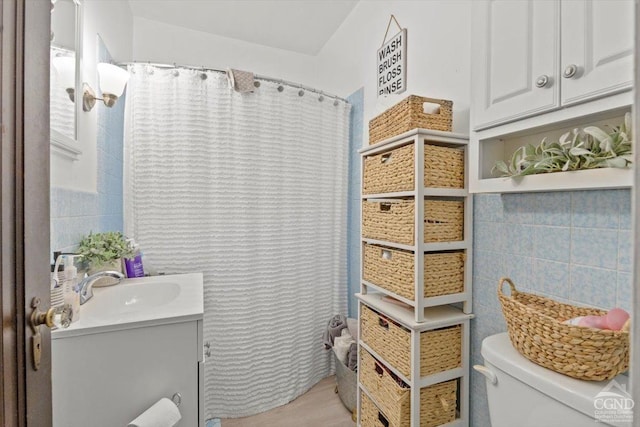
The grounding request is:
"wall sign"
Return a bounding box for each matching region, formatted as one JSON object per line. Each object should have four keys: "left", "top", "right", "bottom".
{"left": 377, "top": 16, "right": 407, "bottom": 97}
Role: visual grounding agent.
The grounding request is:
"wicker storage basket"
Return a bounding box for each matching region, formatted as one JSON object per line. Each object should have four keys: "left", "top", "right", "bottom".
{"left": 363, "top": 244, "right": 465, "bottom": 300}
{"left": 369, "top": 96, "right": 453, "bottom": 145}
{"left": 498, "top": 277, "right": 630, "bottom": 381}
{"left": 360, "top": 305, "right": 462, "bottom": 378}
{"left": 360, "top": 349, "right": 458, "bottom": 427}
{"left": 361, "top": 391, "right": 400, "bottom": 427}
{"left": 362, "top": 199, "right": 464, "bottom": 246}
{"left": 363, "top": 143, "right": 464, "bottom": 195}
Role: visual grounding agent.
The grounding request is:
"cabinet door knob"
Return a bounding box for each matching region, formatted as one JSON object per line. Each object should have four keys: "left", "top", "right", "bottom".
{"left": 563, "top": 64, "right": 578, "bottom": 79}
{"left": 535, "top": 75, "right": 549, "bottom": 88}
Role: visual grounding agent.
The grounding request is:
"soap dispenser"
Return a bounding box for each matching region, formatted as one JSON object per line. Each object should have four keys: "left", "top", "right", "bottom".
{"left": 62, "top": 254, "right": 82, "bottom": 323}
{"left": 51, "top": 254, "right": 66, "bottom": 309}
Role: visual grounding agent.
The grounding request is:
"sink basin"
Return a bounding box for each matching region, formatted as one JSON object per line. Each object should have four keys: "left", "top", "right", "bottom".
{"left": 87, "top": 281, "right": 181, "bottom": 316}
{"left": 52, "top": 273, "right": 203, "bottom": 339}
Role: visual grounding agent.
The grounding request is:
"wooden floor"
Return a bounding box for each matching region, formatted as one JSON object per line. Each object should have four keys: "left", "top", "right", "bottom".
{"left": 221, "top": 376, "right": 356, "bottom": 427}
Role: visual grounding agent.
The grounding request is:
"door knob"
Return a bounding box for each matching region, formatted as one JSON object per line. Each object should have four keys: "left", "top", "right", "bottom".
{"left": 535, "top": 75, "right": 549, "bottom": 88}
{"left": 30, "top": 297, "right": 71, "bottom": 370}
{"left": 563, "top": 64, "right": 578, "bottom": 79}
{"left": 30, "top": 297, "right": 72, "bottom": 330}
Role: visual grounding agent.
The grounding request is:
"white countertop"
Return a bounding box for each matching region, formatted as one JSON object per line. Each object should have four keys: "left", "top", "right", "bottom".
{"left": 52, "top": 273, "right": 204, "bottom": 339}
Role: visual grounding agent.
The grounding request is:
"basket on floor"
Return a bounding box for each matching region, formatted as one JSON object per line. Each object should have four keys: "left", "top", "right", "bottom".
{"left": 498, "top": 277, "right": 629, "bottom": 381}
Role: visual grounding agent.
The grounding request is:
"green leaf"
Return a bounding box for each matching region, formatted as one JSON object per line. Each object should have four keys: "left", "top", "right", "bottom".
{"left": 569, "top": 147, "right": 592, "bottom": 156}
{"left": 517, "top": 164, "right": 541, "bottom": 176}
{"left": 605, "top": 157, "right": 629, "bottom": 168}
{"left": 492, "top": 160, "right": 510, "bottom": 176}
{"left": 559, "top": 131, "right": 571, "bottom": 146}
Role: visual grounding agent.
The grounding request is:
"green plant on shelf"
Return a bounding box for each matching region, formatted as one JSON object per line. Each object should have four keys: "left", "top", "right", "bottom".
{"left": 493, "top": 113, "right": 632, "bottom": 177}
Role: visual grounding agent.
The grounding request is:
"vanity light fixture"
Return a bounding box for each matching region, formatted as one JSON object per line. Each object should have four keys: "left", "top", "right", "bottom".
{"left": 52, "top": 60, "right": 130, "bottom": 111}
{"left": 82, "top": 63, "right": 130, "bottom": 111}
{"left": 51, "top": 55, "right": 77, "bottom": 102}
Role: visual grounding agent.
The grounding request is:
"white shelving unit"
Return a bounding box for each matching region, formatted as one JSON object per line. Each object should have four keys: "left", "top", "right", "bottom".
{"left": 357, "top": 129, "right": 473, "bottom": 427}
{"left": 359, "top": 129, "right": 473, "bottom": 321}
{"left": 357, "top": 293, "right": 473, "bottom": 427}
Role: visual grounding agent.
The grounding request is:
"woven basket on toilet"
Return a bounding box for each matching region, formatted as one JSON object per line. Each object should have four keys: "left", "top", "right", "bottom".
{"left": 497, "top": 277, "right": 629, "bottom": 381}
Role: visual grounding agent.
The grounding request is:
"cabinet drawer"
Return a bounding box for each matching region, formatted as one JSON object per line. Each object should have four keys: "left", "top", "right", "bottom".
{"left": 362, "top": 199, "right": 463, "bottom": 246}
{"left": 360, "top": 305, "right": 462, "bottom": 379}
{"left": 363, "top": 244, "right": 465, "bottom": 300}
{"left": 363, "top": 143, "right": 464, "bottom": 195}
{"left": 360, "top": 349, "right": 458, "bottom": 427}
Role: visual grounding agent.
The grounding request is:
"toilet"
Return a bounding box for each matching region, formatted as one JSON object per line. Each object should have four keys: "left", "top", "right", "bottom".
{"left": 476, "top": 333, "right": 631, "bottom": 427}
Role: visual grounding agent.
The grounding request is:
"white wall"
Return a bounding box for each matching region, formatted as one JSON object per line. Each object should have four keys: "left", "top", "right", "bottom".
{"left": 132, "top": 17, "right": 317, "bottom": 85}
{"left": 314, "top": 0, "right": 472, "bottom": 139}
{"left": 51, "top": 0, "right": 133, "bottom": 191}
{"left": 55, "top": 0, "right": 472, "bottom": 190}
{"left": 131, "top": 1, "right": 472, "bottom": 142}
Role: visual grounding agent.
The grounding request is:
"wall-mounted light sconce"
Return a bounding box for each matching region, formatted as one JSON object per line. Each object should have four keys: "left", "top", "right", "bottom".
{"left": 82, "top": 63, "right": 130, "bottom": 111}
{"left": 51, "top": 55, "right": 77, "bottom": 101}
{"left": 51, "top": 59, "right": 130, "bottom": 112}
{"left": 82, "top": 62, "right": 129, "bottom": 111}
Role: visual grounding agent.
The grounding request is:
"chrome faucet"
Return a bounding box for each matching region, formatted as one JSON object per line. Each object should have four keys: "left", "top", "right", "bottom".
{"left": 78, "top": 271, "right": 125, "bottom": 305}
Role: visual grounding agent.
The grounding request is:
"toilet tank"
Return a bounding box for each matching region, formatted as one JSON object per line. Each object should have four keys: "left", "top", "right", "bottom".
{"left": 478, "top": 333, "right": 631, "bottom": 427}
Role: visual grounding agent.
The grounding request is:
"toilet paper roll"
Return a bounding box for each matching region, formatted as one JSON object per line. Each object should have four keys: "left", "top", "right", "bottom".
{"left": 128, "top": 397, "right": 182, "bottom": 427}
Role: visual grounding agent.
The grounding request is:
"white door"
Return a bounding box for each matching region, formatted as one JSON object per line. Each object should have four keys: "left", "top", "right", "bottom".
{"left": 560, "top": 0, "right": 634, "bottom": 106}
{"left": 471, "top": 0, "right": 560, "bottom": 130}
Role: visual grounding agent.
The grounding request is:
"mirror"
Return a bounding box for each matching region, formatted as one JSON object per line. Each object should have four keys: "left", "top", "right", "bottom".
{"left": 50, "top": 0, "right": 82, "bottom": 160}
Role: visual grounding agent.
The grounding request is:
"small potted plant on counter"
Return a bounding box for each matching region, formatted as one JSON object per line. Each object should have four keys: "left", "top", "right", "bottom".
{"left": 77, "top": 231, "right": 134, "bottom": 287}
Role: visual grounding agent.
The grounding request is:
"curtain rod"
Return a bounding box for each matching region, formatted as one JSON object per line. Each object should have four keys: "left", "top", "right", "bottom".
{"left": 116, "top": 61, "right": 349, "bottom": 103}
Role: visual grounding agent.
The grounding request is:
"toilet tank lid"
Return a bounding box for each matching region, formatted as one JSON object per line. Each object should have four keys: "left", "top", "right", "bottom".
{"left": 481, "top": 333, "right": 630, "bottom": 421}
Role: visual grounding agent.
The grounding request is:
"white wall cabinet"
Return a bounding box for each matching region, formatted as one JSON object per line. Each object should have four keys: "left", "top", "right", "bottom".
{"left": 472, "top": 0, "right": 633, "bottom": 131}
{"left": 560, "top": 0, "right": 634, "bottom": 106}
{"left": 471, "top": 0, "right": 560, "bottom": 130}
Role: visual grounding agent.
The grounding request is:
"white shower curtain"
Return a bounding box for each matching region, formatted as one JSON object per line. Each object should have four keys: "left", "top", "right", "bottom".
{"left": 123, "top": 65, "right": 350, "bottom": 418}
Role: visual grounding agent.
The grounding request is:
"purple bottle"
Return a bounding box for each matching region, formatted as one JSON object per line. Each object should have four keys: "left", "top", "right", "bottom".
{"left": 124, "top": 244, "right": 145, "bottom": 278}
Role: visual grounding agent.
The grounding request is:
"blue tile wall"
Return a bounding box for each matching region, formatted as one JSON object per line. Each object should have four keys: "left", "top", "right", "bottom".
{"left": 470, "top": 189, "right": 632, "bottom": 427}
{"left": 50, "top": 37, "right": 125, "bottom": 257}
{"left": 346, "top": 88, "right": 364, "bottom": 318}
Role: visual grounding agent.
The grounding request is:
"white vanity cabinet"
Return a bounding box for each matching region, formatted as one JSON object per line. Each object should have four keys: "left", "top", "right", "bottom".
{"left": 53, "top": 320, "right": 203, "bottom": 427}
{"left": 471, "top": 0, "right": 633, "bottom": 131}
{"left": 52, "top": 273, "right": 205, "bottom": 427}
